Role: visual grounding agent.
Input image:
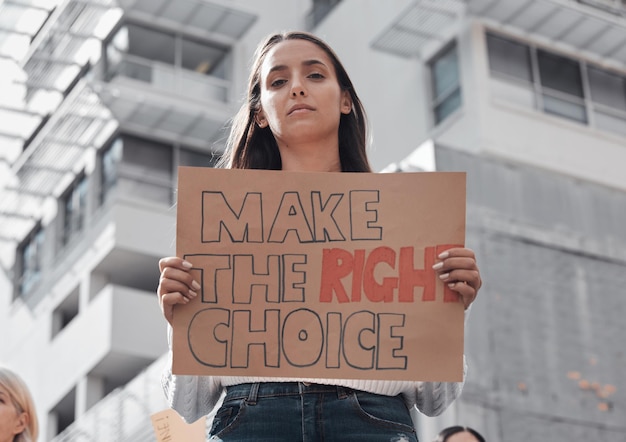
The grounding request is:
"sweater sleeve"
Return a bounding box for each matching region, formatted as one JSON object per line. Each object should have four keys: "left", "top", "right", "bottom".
{"left": 412, "top": 355, "right": 466, "bottom": 416}
{"left": 161, "top": 326, "right": 224, "bottom": 423}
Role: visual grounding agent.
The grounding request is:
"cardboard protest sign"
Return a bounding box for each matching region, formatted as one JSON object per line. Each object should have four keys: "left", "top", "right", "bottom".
{"left": 151, "top": 409, "right": 205, "bottom": 442}
{"left": 173, "top": 167, "right": 466, "bottom": 381}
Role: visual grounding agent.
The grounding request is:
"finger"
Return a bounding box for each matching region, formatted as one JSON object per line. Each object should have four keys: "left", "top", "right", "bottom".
{"left": 437, "top": 269, "right": 481, "bottom": 289}
{"left": 437, "top": 247, "right": 476, "bottom": 259}
{"left": 158, "top": 283, "right": 198, "bottom": 301}
{"left": 160, "top": 291, "right": 190, "bottom": 307}
{"left": 443, "top": 255, "right": 478, "bottom": 267}
{"left": 433, "top": 248, "right": 481, "bottom": 291}
{"left": 433, "top": 257, "right": 479, "bottom": 275}
{"left": 159, "top": 292, "right": 188, "bottom": 325}
{"left": 159, "top": 256, "right": 194, "bottom": 273}
{"left": 159, "top": 267, "right": 201, "bottom": 295}
{"left": 445, "top": 281, "right": 477, "bottom": 309}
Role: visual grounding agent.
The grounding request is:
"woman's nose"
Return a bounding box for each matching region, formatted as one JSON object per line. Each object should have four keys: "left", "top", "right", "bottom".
{"left": 291, "top": 84, "right": 306, "bottom": 97}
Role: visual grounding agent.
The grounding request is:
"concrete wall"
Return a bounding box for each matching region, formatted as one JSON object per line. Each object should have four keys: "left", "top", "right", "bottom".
{"left": 435, "top": 146, "right": 626, "bottom": 441}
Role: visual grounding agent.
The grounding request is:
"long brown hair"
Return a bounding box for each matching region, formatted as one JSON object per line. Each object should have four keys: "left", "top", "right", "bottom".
{"left": 221, "top": 31, "right": 371, "bottom": 172}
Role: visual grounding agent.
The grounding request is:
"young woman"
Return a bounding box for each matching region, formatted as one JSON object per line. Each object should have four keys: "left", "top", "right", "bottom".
{"left": 0, "top": 367, "right": 38, "bottom": 442}
{"left": 157, "top": 30, "right": 482, "bottom": 441}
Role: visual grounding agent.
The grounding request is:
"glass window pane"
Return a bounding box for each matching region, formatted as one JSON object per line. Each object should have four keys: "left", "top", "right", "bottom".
{"left": 63, "top": 176, "right": 87, "bottom": 245}
{"left": 180, "top": 148, "right": 220, "bottom": 167}
{"left": 431, "top": 44, "right": 461, "bottom": 124}
{"left": 595, "top": 110, "right": 626, "bottom": 137}
{"left": 588, "top": 66, "right": 626, "bottom": 112}
{"left": 101, "top": 139, "right": 123, "bottom": 204}
{"left": 486, "top": 33, "right": 532, "bottom": 83}
{"left": 117, "top": 135, "right": 173, "bottom": 204}
{"left": 19, "top": 227, "right": 44, "bottom": 295}
{"left": 432, "top": 45, "right": 460, "bottom": 101}
{"left": 537, "top": 50, "right": 583, "bottom": 97}
{"left": 124, "top": 23, "right": 175, "bottom": 65}
{"left": 105, "top": 23, "right": 176, "bottom": 83}
{"left": 434, "top": 89, "right": 461, "bottom": 124}
{"left": 181, "top": 38, "right": 228, "bottom": 79}
{"left": 542, "top": 94, "right": 587, "bottom": 123}
{"left": 121, "top": 135, "right": 172, "bottom": 180}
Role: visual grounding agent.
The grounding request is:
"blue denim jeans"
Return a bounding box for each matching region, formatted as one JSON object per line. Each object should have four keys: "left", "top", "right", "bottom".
{"left": 208, "top": 382, "right": 418, "bottom": 441}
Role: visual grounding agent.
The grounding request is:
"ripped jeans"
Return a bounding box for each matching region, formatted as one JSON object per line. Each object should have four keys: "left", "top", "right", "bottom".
{"left": 208, "top": 382, "right": 418, "bottom": 442}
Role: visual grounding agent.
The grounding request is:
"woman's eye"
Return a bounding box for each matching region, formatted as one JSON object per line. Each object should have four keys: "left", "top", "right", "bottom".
{"left": 270, "top": 79, "right": 287, "bottom": 88}
{"left": 308, "top": 72, "right": 324, "bottom": 79}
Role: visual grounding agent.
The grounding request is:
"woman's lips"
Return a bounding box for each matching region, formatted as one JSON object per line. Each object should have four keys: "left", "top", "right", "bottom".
{"left": 288, "top": 104, "right": 315, "bottom": 115}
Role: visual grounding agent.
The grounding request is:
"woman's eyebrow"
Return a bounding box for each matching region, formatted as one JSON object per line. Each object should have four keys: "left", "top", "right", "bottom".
{"left": 302, "top": 59, "right": 326, "bottom": 68}
{"left": 268, "top": 59, "right": 327, "bottom": 74}
{"left": 268, "top": 64, "right": 288, "bottom": 74}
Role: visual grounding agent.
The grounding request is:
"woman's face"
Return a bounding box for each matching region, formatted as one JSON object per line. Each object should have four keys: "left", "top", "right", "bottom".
{"left": 256, "top": 39, "right": 352, "bottom": 154}
{"left": 0, "top": 386, "right": 25, "bottom": 442}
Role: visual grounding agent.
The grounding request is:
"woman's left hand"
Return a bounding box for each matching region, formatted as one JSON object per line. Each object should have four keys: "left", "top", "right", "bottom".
{"left": 432, "top": 247, "right": 482, "bottom": 309}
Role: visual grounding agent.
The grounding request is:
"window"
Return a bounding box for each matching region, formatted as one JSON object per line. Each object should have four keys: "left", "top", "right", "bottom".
{"left": 181, "top": 37, "right": 228, "bottom": 79}
{"left": 430, "top": 44, "right": 462, "bottom": 125}
{"left": 486, "top": 33, "right": 532, "bottom": 84}
{"left": 537, "top": 50, "right": 586, "bottom": 123}
{"left": 50, "top": 387, "right": 76, "bottom": 436}
{"left": 99, "top": 136, "right": 223, "bottom": 204}
{"left": 105, "top": 22, "right": 229, "bottom": 81}
{"left": 62, "top": 175, "right": 88, "bottom": 246}
{"left": 486, "top": 31, "right": 626, "bottom": 135}
{"left": 179, "top": 147, "right": 220, "bottom": 168}
{"left": 100, "top": 138, "right": 122, "bottom": 204}
{"left": 17, "top": 226, "right": 45, "bottom": 296}
{"left": 51, "top": 287, "right": 79, "bottom": 338}
{"left": 106, "top": 24, "right": 175, "bottom": 82}
{"left": 588, "top": 66, "right": 626, "bottom": 136}
{"left": 99, "top": 134, "right": 173, "bottom": 204}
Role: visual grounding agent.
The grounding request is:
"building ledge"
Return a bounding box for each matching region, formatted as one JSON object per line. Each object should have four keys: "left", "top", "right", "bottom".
{"left": 372, "top": 0, "right": 626, "bottom": 66}
{"left": 469, "top": 0, "right": 626, "bottom": 66}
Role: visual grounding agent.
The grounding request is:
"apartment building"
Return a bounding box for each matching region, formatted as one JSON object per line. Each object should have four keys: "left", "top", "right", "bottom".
{"left": 1, "top": 0, "right": 625, "bottom": 441}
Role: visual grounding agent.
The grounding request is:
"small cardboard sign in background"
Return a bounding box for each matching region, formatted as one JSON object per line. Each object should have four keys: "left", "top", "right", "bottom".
{"left": 173, "top": 168, "right": 466, "bottom": 382}
{"left": 151, "top": 409, "right": 205, "bottom": 442}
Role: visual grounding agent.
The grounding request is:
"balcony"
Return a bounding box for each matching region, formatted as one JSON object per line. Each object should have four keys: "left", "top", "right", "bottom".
{"left": 107, "top": 54, "right": 229, "bottom": 103}
{"left": 372, "top": 0, "right": 626, "bottom": 66}
{"left": 91, "top": 53, "right": 231, "bottom": 148}
{"left": 0, "top": 80, "right": 116, "bottom": 266}
{"left": 50, "top": 354, "right": 171, "bottom": 442}
{"left": 44, "top": 284, "right": 167, "bottom": 413}
{"left": 371, "top": 0, "right": 465, "bottom": 58}
{"left": 468, "top": 0, "right": 626, "bottom": 65}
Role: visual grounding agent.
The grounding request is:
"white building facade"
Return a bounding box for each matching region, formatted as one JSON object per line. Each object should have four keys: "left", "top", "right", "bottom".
{"left": 1, "top": 0, "right": 625, "bottom": 441}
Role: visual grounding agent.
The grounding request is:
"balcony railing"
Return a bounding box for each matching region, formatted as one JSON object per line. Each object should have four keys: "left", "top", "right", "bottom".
{"left": 106, "top": 55, "right": 229, "bottom": 103}
{"left": 50, "top": 354, "right": 172, "bottom": 442}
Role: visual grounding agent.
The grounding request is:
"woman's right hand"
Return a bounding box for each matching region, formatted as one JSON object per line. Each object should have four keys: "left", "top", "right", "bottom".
{"left": 157, "top": 256, "right": 200, "bottom": 325}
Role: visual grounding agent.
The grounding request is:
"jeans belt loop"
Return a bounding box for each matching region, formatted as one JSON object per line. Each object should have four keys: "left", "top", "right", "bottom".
{"left": 336, "top": 385, "right": 348, "bottom": 399}
{"left": 246, "top": 382, "right": 260, "bottom": 405}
